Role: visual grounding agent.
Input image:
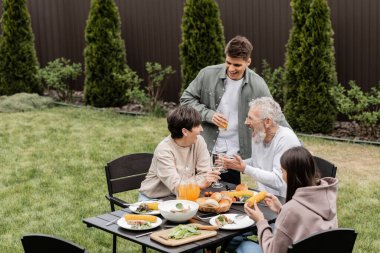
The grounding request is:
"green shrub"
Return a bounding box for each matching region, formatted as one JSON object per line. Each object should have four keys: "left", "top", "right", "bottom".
{"left": 0, "top": 93, "right": 53, "bottom": 113}
{"left": 0, "top": 0, "right": 41, "bottom": 95}
{"left": 84, "top": 0, "right": 127, "bottom": 107}
{"left": 260, "top": 60, "right": 287, "bottom": 108}
{"left": 38, "top": 58, "right": 82, "bottom": 102}
{"left": 284, "top": 0, "right": 337, "bottom": 133}
{"left": 145, "top": 62, "right": 175, "bottom": 114}
{"left": 114, "top": 66, "right": 147, "bottom": 105}
{"left": 330, "top": 81, "right": 380, "bottom": 134}
{"left": 179, "top": 0, "right": 225, "bottom": 93}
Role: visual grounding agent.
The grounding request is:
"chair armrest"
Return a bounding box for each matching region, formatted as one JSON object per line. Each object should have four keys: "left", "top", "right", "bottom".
{"left": 105, "top": 195, "right": 131, "bottom": 208}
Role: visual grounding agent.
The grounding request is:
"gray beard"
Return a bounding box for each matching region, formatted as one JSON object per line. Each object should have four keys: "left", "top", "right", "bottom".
{"left": 253, "top": 130, "right": 266, "bottom": 143}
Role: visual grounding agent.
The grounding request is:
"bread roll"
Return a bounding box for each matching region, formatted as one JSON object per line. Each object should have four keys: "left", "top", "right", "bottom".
{"left": 204, "top": 198, "right": 220, "bottom": 208}
{"left": 196, "top": 197, "right": 208, "bottom": 206}
{"left": 221, "top": 195, "right": 233, "bottom": 204}
{"left": 210, "top": 192, "right": 222, "bottom": 202}
{"left": 218, "top": 199, "right": 230, "bottom": 208}
{"left": 235, "top": 183, "right": 248, "bottom": 191}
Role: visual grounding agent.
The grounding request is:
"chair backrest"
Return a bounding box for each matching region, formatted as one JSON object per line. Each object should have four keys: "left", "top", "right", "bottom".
{"left": 21, "top": 234, "right": 88, "bottom": 253}
{"left": 313, "top": 156, "right": 337, "bottom": 178}
{"left": 105, "top": 153, "right": 153, "bottom": 196}
{"left": 288, "top": 228, "right": 357, "bottom": 253}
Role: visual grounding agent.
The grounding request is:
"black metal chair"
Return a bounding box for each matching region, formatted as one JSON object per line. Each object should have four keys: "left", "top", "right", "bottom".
{"left": 105, "top": 153, "right": 153, "bottom": 253}
{"left": 21, "top": 234, "right": 88, "bottom": 253}
{"left": 288, "top": 228, "right": 357, "bottom": 253}
{"left": 313, "top": 156, "right": 337, "bottom": 178}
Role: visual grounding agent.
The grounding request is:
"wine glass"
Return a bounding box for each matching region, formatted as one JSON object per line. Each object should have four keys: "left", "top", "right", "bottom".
{"left": 211, "top": 153, "right": 224, "bottom": 189}
{"left": 214, "top": 138, "right": 228, "bottom": 173}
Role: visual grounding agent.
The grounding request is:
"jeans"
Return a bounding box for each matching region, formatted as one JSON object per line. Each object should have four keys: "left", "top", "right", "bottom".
{"left": 225, "top": 231, "right": 254, "bottom": 252}
{"left": 138, "top": 192, "right": 152, "bottom": 202}
{"left": 236, "top": 240, "right": 262, "bottom": 253}
{"left": 226, "top": 223, "right": 276, "bottom": 252}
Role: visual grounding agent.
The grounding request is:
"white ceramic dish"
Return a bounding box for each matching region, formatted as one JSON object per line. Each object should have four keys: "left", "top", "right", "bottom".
{"left": 209, "top": 213, "right": 254, "bottom": 230}
{"left": 117, "top": 216, "right": 162, "bottom": 231}
{"left": 129, "top": 201, "right": 161, "bottom": 215}
{"left": 158, "top": 200, "right": 199, "bottom": 223}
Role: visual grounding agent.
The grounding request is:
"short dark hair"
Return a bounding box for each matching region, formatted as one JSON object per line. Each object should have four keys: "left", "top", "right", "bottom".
{"left": 167, "top": 105, "right": 202, "bottom": 139}
{"left": 280, "top": 146, "right": 320, "bottom": 202}
{"left": 225, "top": 35, "right": 253, "bottom": 61}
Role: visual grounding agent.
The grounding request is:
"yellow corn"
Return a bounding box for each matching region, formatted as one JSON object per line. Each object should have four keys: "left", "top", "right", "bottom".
{"left": 227, "top": 190, "right": 255, "bottom": 198}
{"left": 123, "top": 214, "right": 157, "bottom": 223}
{"left": 247, "top": 191, "right": 268, "bottom": 207}
{"left": 146, "top": 202, "right": 159, "bottom": 210}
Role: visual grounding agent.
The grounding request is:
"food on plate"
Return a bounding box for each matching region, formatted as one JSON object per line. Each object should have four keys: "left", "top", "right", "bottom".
{"left": 170, "top": 202, "right": 190, "bottom": 213}
{"left": 168, "top": 224, "right": 201, "bottom": 239}
{"left": 215, "top": 214, "right": 234, "bottom": 227}
{"left": 136, "top": 202, "right": 159, "bottom": 213}
{"left": 227, "top": 190, "right": 255, "bottom": 203}
{"left": 227, "top": 190, "right": 255, "bottom": 198}
{"left": 235, "top": 183, "right": 248, "bottom": 191}
{"left": 210, "top": 192, "right": 222, "bottom": 202}
{"left": 126, "top": 220, "right": 152, "bottom": 230}
{"left": 123, "top": 214, "right": 157, "bottom": 223}
{"left": 247, "top": 191, "right": 268, "bottom": 207}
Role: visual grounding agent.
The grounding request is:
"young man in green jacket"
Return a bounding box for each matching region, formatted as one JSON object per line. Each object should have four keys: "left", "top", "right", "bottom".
{"left": 180, "top": 35, "right": 289, "bottom": 184}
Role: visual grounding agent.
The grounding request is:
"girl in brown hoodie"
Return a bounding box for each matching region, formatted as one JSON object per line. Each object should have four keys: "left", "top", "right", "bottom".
{"left": 236, "top": 146, "right": 338, "bottom": 253}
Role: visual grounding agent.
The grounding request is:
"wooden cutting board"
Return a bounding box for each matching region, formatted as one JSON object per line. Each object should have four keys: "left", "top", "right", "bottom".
{"left": 150, "top": 228, "right": 217, "bottom": 246}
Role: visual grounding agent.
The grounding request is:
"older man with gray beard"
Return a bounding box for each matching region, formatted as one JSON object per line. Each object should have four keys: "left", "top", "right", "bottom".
{"left": 224, "top": 97, "right": 300, "bottom": 197}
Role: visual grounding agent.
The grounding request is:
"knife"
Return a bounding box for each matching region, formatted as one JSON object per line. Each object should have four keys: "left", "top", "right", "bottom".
{"left": 164, "top": 223, "right": 218, "bottom": 231}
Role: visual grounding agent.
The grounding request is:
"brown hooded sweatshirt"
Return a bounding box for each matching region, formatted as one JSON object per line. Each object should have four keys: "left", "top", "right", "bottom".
{"left": 256, "top": 177, "right": 338, "bottom": 253}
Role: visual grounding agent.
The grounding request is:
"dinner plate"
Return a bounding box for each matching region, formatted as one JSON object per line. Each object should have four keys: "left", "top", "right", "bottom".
{"left": 129, "top": 201, "right": 161, "bottom": 215}
{"left": 117, "top": 216, "right": 162, "bottom": 231}
{"left": 229, "top": 190, "right": 258, "bottom": 205}
{"left": 209, "top": 214, "right": 254, "bottom": 230}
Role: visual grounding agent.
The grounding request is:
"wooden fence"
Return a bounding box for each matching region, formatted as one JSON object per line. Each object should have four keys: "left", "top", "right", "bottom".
{"left": 0, "top": 0, "right": 379, "bottom": 102}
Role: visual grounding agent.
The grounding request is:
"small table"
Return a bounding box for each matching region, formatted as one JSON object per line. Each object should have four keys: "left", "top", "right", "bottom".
{"left": 83, "top": 182, "right": 283, "bottom": 253}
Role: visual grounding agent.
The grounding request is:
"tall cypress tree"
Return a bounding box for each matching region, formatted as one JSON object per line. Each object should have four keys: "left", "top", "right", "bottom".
{"left": 179, "top": 0, "right": 225, "bottom": 92}
{"left": 84, "top": 0, "right": 126, "bottom": 107}
{"left": 284, "top": 0, "right": 337, "bottom": 133}
{"left": 284, "top": 0, "right": 312, "bottom": 97}
{"left": 0, "top": 0, "right": 41, "bottom": 95}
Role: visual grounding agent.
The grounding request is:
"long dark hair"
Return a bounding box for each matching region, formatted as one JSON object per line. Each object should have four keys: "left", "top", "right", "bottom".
{"left": 280, "top": 146, "right": 319, "bottom": 202}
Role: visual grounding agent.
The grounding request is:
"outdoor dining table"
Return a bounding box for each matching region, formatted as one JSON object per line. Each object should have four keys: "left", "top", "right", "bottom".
{"left": 83, "top": 182, "right": 284, "bottom": 253}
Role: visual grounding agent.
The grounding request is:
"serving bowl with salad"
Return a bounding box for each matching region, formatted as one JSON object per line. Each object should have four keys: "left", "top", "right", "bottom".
{"left": 158, "top": 200, "right": 199, "bottom": 222}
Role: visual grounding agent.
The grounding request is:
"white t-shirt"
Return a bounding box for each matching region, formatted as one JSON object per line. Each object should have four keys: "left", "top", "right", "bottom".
{"left": 214, "top": 77, "right": 243, "bottom": 156}
{"left": 244, "top": 126, "right": 301, "bottom": 197}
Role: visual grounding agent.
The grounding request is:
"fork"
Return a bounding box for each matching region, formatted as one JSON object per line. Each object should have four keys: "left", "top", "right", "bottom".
{"left": 233, "top": 214, "right": 247, "bottom": 222}
{"left": 106, "top": 217, "right": 119, "bottom": 226}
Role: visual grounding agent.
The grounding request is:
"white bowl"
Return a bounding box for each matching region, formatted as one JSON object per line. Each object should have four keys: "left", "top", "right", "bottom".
{"left": 158, "top": 200, "right": 199, "bottom": 223}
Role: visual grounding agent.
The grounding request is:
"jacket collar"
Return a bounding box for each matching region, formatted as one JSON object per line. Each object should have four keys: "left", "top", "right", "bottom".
{"left": 217, "top": 64, "right": 250, "bottom": 86}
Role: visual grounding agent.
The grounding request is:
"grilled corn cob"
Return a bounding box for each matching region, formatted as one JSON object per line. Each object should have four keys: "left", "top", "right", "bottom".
{"left": 123, "top": 214, "right": 157, "bottom": 222}
{"left": 227, "top": 190, "right": 255, "bottom": 198}
{"left": 146, "top": 202, "right": 159, "bottom": 210}
{"left": 247, "top": 191, "right": 268, "bottom": 207}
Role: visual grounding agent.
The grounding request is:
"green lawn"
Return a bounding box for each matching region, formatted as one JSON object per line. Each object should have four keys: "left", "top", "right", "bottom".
{"left": 0, "top": 107, "right": 379, "bottom": 252}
